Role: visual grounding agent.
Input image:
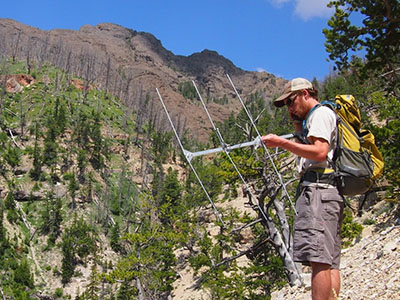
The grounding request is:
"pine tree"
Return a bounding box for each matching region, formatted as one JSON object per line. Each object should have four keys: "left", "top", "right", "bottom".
{"left": 43, "top": 115, "right": 58, "bottom": 167}
{"left": 14, "top": 258, "right": 34, "bottom": 288}
{"left": 82, "top": 264, "right": 100, "bottom": 300}
{"left": 116, "top": 281, "right": 136, "bottom": 300}
{"left": 77, "top": 149, "right": 88, "bottom": 183}
{"left": 39, "top": 191, "right": 63, "bottom": 245}
{"left": 61, "top": 216, "right": 97, "bottom": 283}
{"left": 61, "top": 233, "right": 75, "bottom": 284}
{"left": 29, "top": 122, "right": 42, "bottom": 180}
{"left": 54, "top": 96, "right": 67, "bottom": 135}
{"left": 3, "top": 143, "right": 22, "bottom": 170}
{"left": 90, "top": 111, "right": 104, "bottom": 170}
{"left": 75, "top": 110, "right": 90, "bottom": 148}
{"left": 0, "top": 200, "right": 8, "bottom": 257}
{"left": 110, "top": 223, "right": 121, "bottom": 253}
{"left": 67, "top": 172, "right": 79, "bottom": 209}
{"left": 159, "top": 168, "right": 182, "bottom": 224}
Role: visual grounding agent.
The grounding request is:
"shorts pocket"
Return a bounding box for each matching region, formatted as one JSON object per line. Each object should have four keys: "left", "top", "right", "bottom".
{"left": 294, "top": 187, "right": 324, "bottom": 231}
{"left": 320, "top": 189, "right": 344, "bottom": 222}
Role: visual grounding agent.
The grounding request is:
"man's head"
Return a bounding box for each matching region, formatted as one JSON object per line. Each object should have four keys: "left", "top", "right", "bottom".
{"left": 273, "top": 78, "right": 316, "bottom": 108}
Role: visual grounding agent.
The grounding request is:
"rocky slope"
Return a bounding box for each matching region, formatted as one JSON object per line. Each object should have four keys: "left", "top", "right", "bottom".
{"left": 272, "top": 202, "right": 400, "bottom": 300}
{"left": 165, "top": 189, "right": 400, "bottom": 300}
{"left": 0, "top": 18, "right": 287, "bottom": 141}
{"left": 171, "top": 202, "right": 400, "bottom": 300}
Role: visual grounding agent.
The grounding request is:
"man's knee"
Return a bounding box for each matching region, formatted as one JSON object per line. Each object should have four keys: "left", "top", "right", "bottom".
{"left": 311, "top": 262, "right": 331, "bottom": 273}
{"left": 311, "top": 264, "right": 341, "bottom": 300}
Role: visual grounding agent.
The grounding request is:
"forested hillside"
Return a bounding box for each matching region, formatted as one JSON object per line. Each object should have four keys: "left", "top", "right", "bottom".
{"left": 0, "top": 58, "right": 306, "bottom": 299}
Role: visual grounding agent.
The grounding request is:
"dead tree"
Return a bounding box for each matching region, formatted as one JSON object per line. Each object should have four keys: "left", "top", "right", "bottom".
{"left": 37, "top": 34, "right": 50, "bottom": 68}
{"left": 82, "top": 53, "right": 97, "bottom": 101}
{"left": 11, "top": 31, "right": 21, "bottom": 63}
{"left": 254, "top": 159, "right": 302, "bottom": 285}
{"left": 104, "top": 57, "right": 111, "bottom": 100}
{"left": 134, "top": 87, "right": 149, "bottom": 143}
{"left": 26, "top": 37, "right": 33, "bottom": 74}
{"left": 0, "top": 58, "right": 9, "bottom": 118}
{"left": 156, "top": 86, "right": 302, "bottom": 286}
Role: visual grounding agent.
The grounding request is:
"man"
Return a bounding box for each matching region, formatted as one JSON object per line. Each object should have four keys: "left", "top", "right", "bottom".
{"left": 262, "top": 78, "right": 344, "bottom": 300}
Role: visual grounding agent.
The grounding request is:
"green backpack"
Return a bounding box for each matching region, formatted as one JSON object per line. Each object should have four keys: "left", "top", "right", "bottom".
{"left": 304, "top": 95, "right": 384, "bottom": 196}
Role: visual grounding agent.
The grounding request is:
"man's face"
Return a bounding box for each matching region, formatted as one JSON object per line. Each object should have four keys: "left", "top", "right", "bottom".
{"left": 285, "top": 91, "right": 306, "bottom": 120}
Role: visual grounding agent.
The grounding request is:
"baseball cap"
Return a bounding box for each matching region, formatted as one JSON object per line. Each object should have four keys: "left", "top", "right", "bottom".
{"left": 273, "top": 78, "right": 313, "bottom": 107}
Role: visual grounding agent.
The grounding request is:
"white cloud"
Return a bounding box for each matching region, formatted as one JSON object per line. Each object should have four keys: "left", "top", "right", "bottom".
{"left": 294, "top": 0, "right": 333, "bottom": 21}
{"left": 269, "top": 0, "right": 291, "bottom": 6}
{"left": 269, "top": 0, "right": 334, "bottom": 21}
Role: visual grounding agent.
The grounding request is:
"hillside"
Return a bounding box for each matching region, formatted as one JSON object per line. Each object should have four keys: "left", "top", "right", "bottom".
{"left": 0, "top": 61, "right": 162, "bottom": 298}
{"left": 0, "top": 18, "right": 287, "bottom": 141}
{"left": 2, "top": 64, "right": 400, "bottom": 300}
{"left": 0, "top": 57, "right": 295, "bottom": 299}
{"left": 0, "top": 18, "right": 399, "bottom": 300}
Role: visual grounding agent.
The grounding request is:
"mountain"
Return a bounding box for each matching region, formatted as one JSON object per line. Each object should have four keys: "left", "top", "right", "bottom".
{"left": 0, "top": 18, "right": 398, "bottom": 300}
{"left": 0, "top": 18, "right": 286, "bottom": 141}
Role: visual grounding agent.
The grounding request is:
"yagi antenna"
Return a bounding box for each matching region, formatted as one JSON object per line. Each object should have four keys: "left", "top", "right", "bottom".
{"left": 156, "top": 74, "right": 298, "bottom": 225}
{"left": 226, "top": 74, "right": 297, "bottom": 215}
{"left": 156, "top": 88, "right": 225, "bottom": 226}
{"left": 192, "top": 80, "right": 284, "bottom": 222}
{"left": 156, "top": 81, "right": 301, "bottom": 284}
{"left": 190, "top": 80, "right": 299, "bottom": 280}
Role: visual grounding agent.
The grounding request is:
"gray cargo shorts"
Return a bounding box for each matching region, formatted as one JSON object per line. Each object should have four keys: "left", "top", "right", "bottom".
{"left": 293, "top": 185, "right": 344, "bottom": 269}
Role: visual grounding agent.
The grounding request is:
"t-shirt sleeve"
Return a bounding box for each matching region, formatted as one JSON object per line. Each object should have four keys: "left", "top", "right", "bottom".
{"left": 306, "top": 107, "right": 336, "bottom": 144}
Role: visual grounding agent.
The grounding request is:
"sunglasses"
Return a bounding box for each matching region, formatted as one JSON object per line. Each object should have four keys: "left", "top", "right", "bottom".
{"left": 285, "top": 93, "right": 298, "bottom": 107}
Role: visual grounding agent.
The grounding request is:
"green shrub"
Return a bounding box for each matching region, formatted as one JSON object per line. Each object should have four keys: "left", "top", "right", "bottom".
{"left": 54, "top": 288, "right": 63, "bottom": 298}
{"left": 341, "top": 208, "right": 363, "bottom": 248}
{"left": 178, "top": 81, "right": 197, "bottom": 100}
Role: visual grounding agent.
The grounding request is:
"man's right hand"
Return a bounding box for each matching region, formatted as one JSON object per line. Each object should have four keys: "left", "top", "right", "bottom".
{"left": 290, "top": 113, "right": 303, "bottom": 131}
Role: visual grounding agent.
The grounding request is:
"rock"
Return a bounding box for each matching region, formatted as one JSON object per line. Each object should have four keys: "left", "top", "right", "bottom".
{"left": 383, "top": 240, "right": 397, "bottom": 254}
{"left": 14, "top": 190, "right": 43, "bottom": 201}
{"left": 271, "top": 222, "right": 400, "bottom": 300}
{"left": 301, "top": 273, "right": 311, "bottom": 289}
{"left": 6, "top": 77, "right": 22, "bottom": 93}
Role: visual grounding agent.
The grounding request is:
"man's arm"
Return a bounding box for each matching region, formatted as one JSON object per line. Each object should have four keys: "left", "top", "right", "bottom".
{"left": 261, "top": 134, "right": 329, "bottom": 162}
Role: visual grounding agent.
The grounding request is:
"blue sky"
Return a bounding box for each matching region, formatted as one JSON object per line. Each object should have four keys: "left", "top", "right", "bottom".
{"left": 1, "top": 0, "right": 336, "bottom": 81}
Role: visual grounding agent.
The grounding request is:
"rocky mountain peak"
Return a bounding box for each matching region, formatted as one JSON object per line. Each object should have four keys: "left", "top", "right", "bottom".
{"left": 80, "top": 22, "right": 135, "bottom": 39}
{"left": 0, "top": 18, "right": 286, "bottom": 140}
{"left": 177, "top": 49, "right": 244, "bottom": 78}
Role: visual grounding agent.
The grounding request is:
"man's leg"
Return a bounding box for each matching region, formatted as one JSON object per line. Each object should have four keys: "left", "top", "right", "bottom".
{"left": 330, "top": 268, "right": 340, "bottom": 299}
{"left": 311, "top": 262, "right": 340, "bottom": 300}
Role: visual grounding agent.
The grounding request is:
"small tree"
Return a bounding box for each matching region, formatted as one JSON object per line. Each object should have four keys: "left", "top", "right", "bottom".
{"left": 30, "top": 122, "right": 42, "bottom": 180}
{"left": 67, "top": 172, "right": 79, "bottom": 209}
{"left": 110, "top": 223, "right": 121, "bottom": 253}
{"left": 159, "top": 168, "right": 183, "bottom": 224}
{"left": 40, "top": 191, "right": 63, "bottom": 245}
{"left": 61, "top": 234, "right": 75, "bottom": 284}
{"left": 14, "top": 258, "right": 34, "bottom": 288}
{"left": 43, "top": 117, "right": 58, "bottom": 167}
{"left": 60, "top": 216, "right": 97, "bottom": 283}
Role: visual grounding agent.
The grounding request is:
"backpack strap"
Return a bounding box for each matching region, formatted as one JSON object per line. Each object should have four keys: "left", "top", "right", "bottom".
{"left": 319, "top": 101, "right": 340, "bottom": 169}
{"left": 301, "top": 102, "right": 341, "bottom": 178}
